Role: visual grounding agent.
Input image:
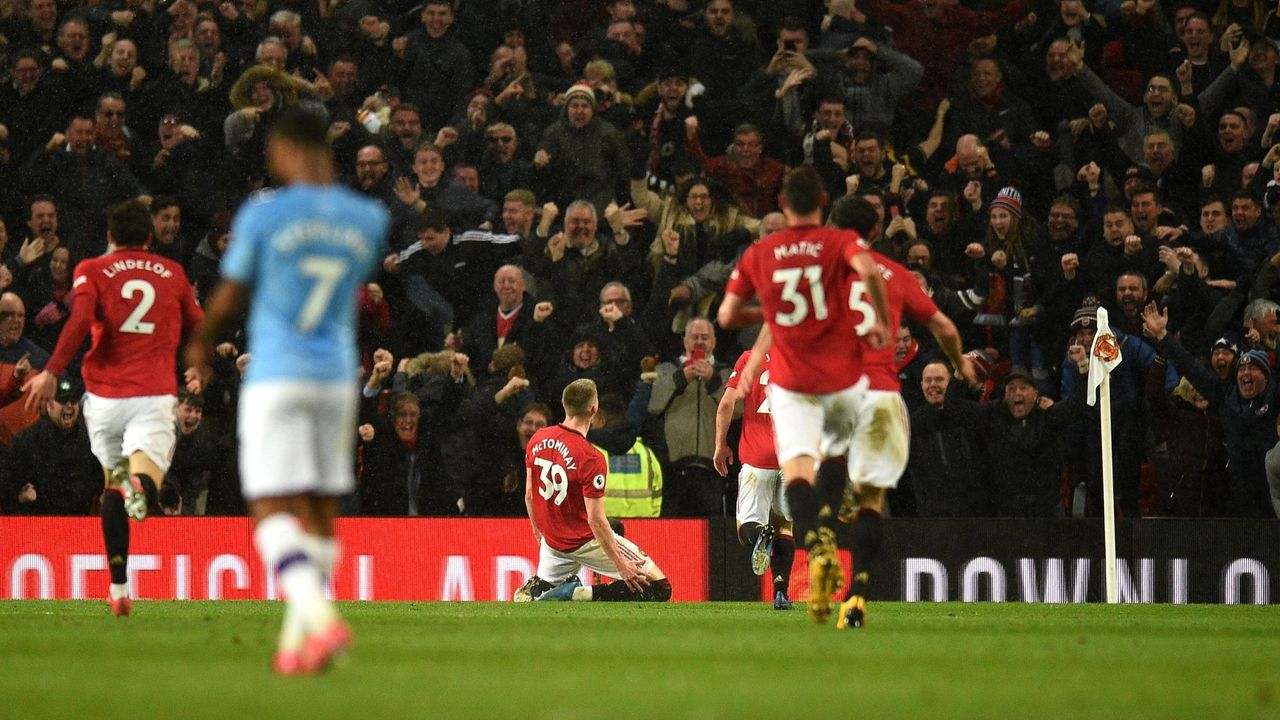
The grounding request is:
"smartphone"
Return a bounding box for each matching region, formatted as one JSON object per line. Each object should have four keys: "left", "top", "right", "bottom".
{"left": 783, "top": 39, "right": 798, "bottom": 52}
{"left": 685, "top": 348, "right": 706, "bottom": 366}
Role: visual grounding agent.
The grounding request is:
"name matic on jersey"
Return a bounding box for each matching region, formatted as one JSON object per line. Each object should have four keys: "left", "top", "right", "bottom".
{"left": 773, "top": 241, "right": 823, "bottom": 260}
{"left": 101, "top": 258, "right": 174, "bottom": 280}
{"left": 529, "top": 438, "right": 580, "bottom": 471}
{"left": 272, "top": 220, "right": 375, "bottom": 262}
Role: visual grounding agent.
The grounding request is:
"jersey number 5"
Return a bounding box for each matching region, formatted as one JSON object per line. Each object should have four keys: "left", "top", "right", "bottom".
{"left": 772, "top": 265, "right": 827, "bottom": 327}
{"left": 848, "top": 280, "right": 876, "bottom": 336}
{"left": 119, "top": 279, "right": 156, "bottom": 334}
{"left": 533, "top": 457, "right": 569, "bottom": 506}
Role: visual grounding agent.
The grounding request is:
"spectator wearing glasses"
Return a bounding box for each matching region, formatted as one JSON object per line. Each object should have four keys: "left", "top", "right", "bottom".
{"left": 1, "top": 377, "right": 100, "bottom": 515}
{"left": 478, "top": 123, "right": 532, "bottom": 205}
{"left": 93, "top": 93, "right": 135, "bottom": 165}
{"left": 0, "top": 292, "right": 50, "bottom": 445}
{"left": 572, "top": 281, "right": 652, "bottom": 400}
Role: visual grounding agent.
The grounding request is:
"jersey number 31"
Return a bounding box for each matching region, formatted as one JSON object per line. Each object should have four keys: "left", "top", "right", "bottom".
{"left": 772, "top": 265, "right": 875, "bottom": 335}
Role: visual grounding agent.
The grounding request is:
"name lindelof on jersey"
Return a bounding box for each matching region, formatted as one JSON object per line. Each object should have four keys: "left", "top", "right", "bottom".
{"left": 529, "top": 437, "right": 580, "bottom": 471}
{"left": 773, "top": 240, "right": 824, "bottom": 260}
{"left": 99, "top": 257, "right": 175, "bottom": 280}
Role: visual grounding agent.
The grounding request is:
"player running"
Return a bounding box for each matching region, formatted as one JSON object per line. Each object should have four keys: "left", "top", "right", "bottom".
{"left": 822, "top": 195, "right": 973, "bottom": 629}
{"left": 525, "top": 379, "right": 672, "bottom": 602}
{"left": 188, "top": 110, "right": 389, "bottom": 675}
{"left": 717, "top": 166, "right": 892, "bottom": 623}
{"left": 713, "top": 350, "right": 795, "bottom": 610}
{"left": 23, "top": 199, "right": 204, "bottom": 618}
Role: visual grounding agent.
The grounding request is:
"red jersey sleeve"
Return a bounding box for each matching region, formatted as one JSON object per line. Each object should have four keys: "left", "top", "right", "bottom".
{"left": 579, "top": 445, "right": 608, "bottom": 499}
{"left": 726, "top": 351, "right": 749, "bottom": 390}
{"left": 174, "top": 267, "right": 205, "bottom": 336}
{"left": 838, "top": 230, "right": 870, "bottom": 263}
{"left": 900, "top": 272, "right": 940, "bottom": 325}
{"left": 725, "top": 246, "right": 758, "bottom": 299}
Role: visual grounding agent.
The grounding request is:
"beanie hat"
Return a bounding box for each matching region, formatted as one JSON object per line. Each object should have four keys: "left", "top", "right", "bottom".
{"left": 1239, "top": 348, "right": 1272, "bottom": 378}
{"left": 564, "top": 84, "right": 595, "bottom": 107}
{"left": 1211, "top": 336, "right": 1240, "bottom": 356}
{"left": 990, "top": 186, "right": 1023, "bottom": 219}
{"left": 1070, "top": 305, "right": 1098, "bottom": 331}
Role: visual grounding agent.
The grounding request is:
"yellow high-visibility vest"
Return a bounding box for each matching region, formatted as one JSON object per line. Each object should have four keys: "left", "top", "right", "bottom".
{"left": 596, "top": 438, "right": 663, "bottom": 518}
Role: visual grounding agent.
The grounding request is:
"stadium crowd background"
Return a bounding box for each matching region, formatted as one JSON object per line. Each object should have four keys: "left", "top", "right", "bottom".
{"left": 1, "top": 0, "right": 1279, "bottom": 521}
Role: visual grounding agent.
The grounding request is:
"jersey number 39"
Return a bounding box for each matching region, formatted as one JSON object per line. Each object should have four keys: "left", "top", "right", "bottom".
{"left": 534, "top": 458, "right": 569, "bottom": 506}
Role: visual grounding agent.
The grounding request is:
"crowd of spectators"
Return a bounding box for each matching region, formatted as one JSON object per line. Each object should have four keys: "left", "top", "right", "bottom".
{"left": 3, "top": 0, "right": 1280, "bottom": 520}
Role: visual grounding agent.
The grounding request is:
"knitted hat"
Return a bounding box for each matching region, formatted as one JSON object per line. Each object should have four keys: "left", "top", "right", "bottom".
{"left": 1070, "top": 305, "right": 1098, "bottom": 331}
{"left": 1239, "top": 348, "right": 1271, "bottom": 378}
{"left": 1211, "top": 336, "right": 1240, "bottom": 356}
{"left": 564, "top": 84, "right": 596, "bottom": 106}
{"left": 990, "top": 186, "right": 1023, "bottom": 218}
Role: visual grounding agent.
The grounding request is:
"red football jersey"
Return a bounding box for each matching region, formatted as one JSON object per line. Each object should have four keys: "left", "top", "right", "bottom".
{"left": 726, "top": 351, "right": 778, "bottom": 469}
{"left": 859, "top": 253, "right": 939, "bottom": 391}
{"left": 525, "top": 423, "right": 608, "bottom": 553}
{"left": 52, "top": 249, "right": 203, "bottom": 398}
{"left": 725, "top": 225, "right": 872, "bottom": 394}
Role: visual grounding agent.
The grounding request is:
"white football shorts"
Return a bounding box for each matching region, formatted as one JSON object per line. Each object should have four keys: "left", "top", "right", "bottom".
{"left": 82, "top": 392, "right": 177, "bottom": 472}
{"left": 238, "top": 381, "right": 358, "bottom": 501}
{"left": 537, "top": 533, "right": 660, "bottom": 583}
{"left": 735, "top": 463, "right": 790, "bottom": 526}
{"left": 837, "top": 388, "right": 910, "bottom": 489}
{"left": 767, "top": 377, "right": 869, "bottom": 465}
{"left": 768, "top": 380, "right": 909, "bottom": 489}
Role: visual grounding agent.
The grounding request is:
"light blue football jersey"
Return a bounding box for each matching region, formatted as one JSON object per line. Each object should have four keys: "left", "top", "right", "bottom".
{"left": 222, "top": 184, "right": 388, "bottom": 385}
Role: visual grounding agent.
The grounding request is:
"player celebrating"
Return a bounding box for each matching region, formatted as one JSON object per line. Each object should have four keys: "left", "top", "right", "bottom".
{"left": 713, "top": 350, "right": 795, "bottom": 610}
{"left": 187, "top": 110, "right": 389, "bottom": 675}
{"left": 526, "top": 378, "right": 672, "bottom": 602}
{"left": 717, "top": 165, "right": 892, "bottom": 624}
{"left": 822, "top": 195, "right": 972, "bottom": 629}
{"left": 23, "top": 200, "right": 204, "bottom": 618}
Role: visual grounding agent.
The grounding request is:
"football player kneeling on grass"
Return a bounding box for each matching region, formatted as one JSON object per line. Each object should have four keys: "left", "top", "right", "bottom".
{"left": 516, "top": 378, "right": 672, "bottom": 602}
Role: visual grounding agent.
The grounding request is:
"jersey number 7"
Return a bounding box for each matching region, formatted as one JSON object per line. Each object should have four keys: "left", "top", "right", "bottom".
{"left": 297, "top": 256, "right": 347, "bottom": 332}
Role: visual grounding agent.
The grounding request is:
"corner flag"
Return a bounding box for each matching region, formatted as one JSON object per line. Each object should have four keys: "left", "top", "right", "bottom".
{"left": 1087, "top": 306, "right": 1123, "bottom": 603}
{"left": 1087, "top": 307, "right": 1123, "bottom": 406}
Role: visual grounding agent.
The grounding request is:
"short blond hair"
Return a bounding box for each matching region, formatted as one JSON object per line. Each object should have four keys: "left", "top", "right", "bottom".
{"left": 562, "top": 378, "right": 598, "bottom": 418}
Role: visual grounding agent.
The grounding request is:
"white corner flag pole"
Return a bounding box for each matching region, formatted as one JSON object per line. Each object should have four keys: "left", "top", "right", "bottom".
{"left": 1099, "top": 370, "right": 1117, "bottom": 604}
{"left": 1087, "top": 307, "right": 1122, "bottom": 604}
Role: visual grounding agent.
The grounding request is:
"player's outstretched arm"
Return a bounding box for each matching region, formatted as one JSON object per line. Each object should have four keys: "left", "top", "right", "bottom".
{"left": 523, "top": 468, "right": 541, "bottom": 545}
{"left": 584, "top": 495, "right": 649, "bottom": 592}
{"left": 716, "top": 291, "right": 762, "bottom": 330}
{"left": 925, "top": 311, "right": 976, "bottom": 386}
{"left": 713, "top": 383, "right": 741, "bottom": 476}
{"left": 737, "top": 325, "right": 772, "bottom": 389}
{"left": 24, "top": 292, "right": 96, "bottom": 413}
{"left": 186, "top": 281, "right": 249, "bottom": 383}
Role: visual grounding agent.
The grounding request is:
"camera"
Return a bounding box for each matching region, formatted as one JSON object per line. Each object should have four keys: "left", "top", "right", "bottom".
{"left": 783, "top": 39, "right": 798, "bottom": 52}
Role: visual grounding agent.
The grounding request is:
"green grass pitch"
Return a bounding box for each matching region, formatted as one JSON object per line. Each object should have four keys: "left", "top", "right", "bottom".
{"left": 2, "top": 601, "right": 1278, "bottom": 720}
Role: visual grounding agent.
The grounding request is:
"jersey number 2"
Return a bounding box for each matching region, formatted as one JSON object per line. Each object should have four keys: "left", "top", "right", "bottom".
{"left": 533, "top": 457, "right": 569, "bottom": 506}
{"left": 119, "top": 279, "right": 156, "bottom": 334}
